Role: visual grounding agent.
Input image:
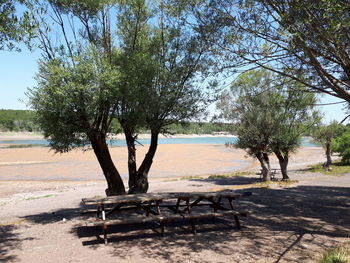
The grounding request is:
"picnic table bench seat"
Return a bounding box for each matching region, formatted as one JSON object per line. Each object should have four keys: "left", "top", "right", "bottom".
{"left": 81, "top": 191, "right": 253, "bottom": 244}
{"left": 84, "top": 209, "right": 252, "bottom": 244}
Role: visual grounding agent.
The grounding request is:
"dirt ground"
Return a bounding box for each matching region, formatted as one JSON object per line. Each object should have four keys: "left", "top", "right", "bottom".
{"left": 0, "top": 143, "right": 349, "bottom": 263}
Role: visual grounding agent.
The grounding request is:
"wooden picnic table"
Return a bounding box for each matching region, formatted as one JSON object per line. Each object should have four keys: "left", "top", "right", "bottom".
{"left": 81, "top": 191, "right": 252, "bottom": 244}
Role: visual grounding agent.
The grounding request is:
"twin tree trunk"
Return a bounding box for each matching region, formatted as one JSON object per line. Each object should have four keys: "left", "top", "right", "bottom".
{"left": 124, "top": 128, "right": 159, "bottom": 194}
{"left": 274, "top": 151, "right": 290, "bottom": 180}
{"left": 89, "top": 132, "right": 126, "bottom": 196}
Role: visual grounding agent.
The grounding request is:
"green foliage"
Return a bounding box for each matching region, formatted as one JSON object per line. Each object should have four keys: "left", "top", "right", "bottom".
{"left": 318, "top": 243, "right": 350, "bottom": 263}
{"left": 217, "top": 69, "right": 318, "bottom": 158}
{"left": 333, "top": 132, "right": 350, "bottom": 163}
{"left": 307, "top": 161, "right": 350, "bottom": 175}
{"left": 0, "top": 110, "right": 39, "bottom": 132}
{"left": 0, "top": 0, "right": 36, "bottom": 51}
{"left": 312, "top": 122, "right": 344, "bottom": 148}
{"left": 27, "top": 47, "right": 120, "bottom": 152}
{"left": 207, "top": 172, "right": 251, "bottom": 179}
{"left": 193, "top": 0, "right": 350, "bottom": 104}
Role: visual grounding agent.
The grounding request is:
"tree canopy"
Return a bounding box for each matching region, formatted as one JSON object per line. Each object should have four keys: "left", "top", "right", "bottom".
{"left": 27, "top": 0, "right": 215, "bottom": 194}
{"left": 191, "top": 0, "right": 350, "bottom": 106}
{"left": 0, "top": 0, "right": 35, "bottom": 50}
{"left": 217, "top": 69, "right": 318, "bottom": 180}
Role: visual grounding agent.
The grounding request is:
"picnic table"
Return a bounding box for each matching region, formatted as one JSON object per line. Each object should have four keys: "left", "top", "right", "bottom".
{"left": 82, "top": 191, "right": 252, "bottom": 244}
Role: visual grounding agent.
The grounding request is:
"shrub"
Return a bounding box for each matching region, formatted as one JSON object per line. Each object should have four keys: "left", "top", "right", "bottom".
{"left": 333, "top": 132, "right": 350, "bottom": 163}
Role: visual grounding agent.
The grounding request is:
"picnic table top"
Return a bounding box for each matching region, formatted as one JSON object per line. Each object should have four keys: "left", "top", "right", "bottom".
{"left": 82, "top": 191, "right": 252, "bottom": 205}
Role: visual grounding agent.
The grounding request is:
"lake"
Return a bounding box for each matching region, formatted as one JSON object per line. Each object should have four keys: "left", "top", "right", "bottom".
{"left": 0, "top": 136, "right": 319, "bottom": 147}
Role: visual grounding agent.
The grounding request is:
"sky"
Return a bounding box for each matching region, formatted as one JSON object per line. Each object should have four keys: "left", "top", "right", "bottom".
{"left": 0, "top": 48, "right": 348, "bottom": 124}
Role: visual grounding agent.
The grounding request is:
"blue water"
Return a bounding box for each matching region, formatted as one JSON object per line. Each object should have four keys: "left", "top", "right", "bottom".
{"left": 0, "top": 136, "right": 319, "bottom": 147}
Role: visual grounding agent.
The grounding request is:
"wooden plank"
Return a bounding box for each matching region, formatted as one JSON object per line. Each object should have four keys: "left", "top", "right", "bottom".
{"left": 82, "top": 191, "right": 252, "bottom": 206}
{"left": 84, "top": 210, "right": 252, "bottom": 227}
{"left": 182, "top": 210, "right": 251, "bottom": 220}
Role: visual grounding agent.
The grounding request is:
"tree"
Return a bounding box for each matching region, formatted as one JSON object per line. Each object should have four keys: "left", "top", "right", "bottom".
{"left": 333, "top": 132, "right": 350, "bottom": 164}
{"left": 191, "top": 0, "right": 350, "bottom": 109}
{"left": 217, "top": 69, "right": 274, "bottom": 180}
{"left": 28, "top": 48, "right": 126, "bottom": 195}
{"left": 114, "top": 0, "right": 215, "bottom": 193}
{"left": 27, "top": 0, "right": 214, "bottom": 194}
{"left": 27, "top": 0, "right": 127, "bottom": 195}
{"left": 312, "top": 121, "right": 344, "bottom": 166}
{"left": 217, "top": 69, "right": 318, "bottom": 180}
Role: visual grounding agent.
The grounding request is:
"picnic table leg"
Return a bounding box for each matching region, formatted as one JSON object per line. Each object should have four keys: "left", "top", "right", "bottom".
{"left": 185, "top": 198, "right": 191, "bottom": 213}
{"left": 190, "top": 218, "right": 197, "bottom": 234}
{"left": 174, "top": 198, "right": 181, "bottom": 213}
{"left": 156, "top": 200, "right": 161, "bottom": 215}
{"left": 160, "top": 220, "right": 165, "bottom": 236}
{"left": 228, "top": 197, "right": 241, "bottom": 229}
{"left": 103, "top": 224, "right": 108, "bottom": 244}
{"left": 228, "top": 197, "right": 236, "bottom": 210}
{"left": 233, "top": 215, "right": 241, "bottom": 230}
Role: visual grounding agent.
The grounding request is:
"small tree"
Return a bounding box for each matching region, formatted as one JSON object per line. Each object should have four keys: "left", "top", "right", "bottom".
{"left": 312, "top": 122, "right": 343, "bottom": 166}
{"left": 333, "top": 132, "right": 350, "bottom": 164}
{"left": 217, "top": 69, "right": 318, "bottom": 180}
{"left": 217, "top": 69, "right": 276, "bottom": 180}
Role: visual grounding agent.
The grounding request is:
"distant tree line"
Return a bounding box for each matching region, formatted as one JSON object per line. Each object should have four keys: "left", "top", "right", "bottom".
{"left": 0, "top": 109, "right": 235, "bottom": 135}
{"left": 0, "top": 109, "right": 39, "bottom": 132}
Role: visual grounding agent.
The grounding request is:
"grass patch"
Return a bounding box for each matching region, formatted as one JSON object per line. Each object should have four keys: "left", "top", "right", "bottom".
{"left": 253, "top": 180, "right": 299, "bottom": 189}
{"left": 208, "top": 171, "right": 252, "bottom": 179}
{"left": 210, "top": 179, "right": 299, "bottom": 192}
{"left": 307, "top": 161, "right": 350, "bottom": 175}
{"left": 24, "top": 194, "right": 56, "bottom": 200}
{"left": 179, "top": 176, "right": 203, "bottom": 180}
{"left": 318, "top": 243, "right": 350, "bottom": 263}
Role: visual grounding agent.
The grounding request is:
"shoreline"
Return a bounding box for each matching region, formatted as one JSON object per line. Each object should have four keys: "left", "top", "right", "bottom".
{"left": 0, "top": 131, "right": 235, "bottom": 141}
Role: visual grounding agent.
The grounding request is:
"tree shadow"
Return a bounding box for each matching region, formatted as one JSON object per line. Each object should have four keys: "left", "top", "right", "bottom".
{"left": 0, "top": 224, "right": 35, "bottom": 262}
{"left": 189, "top": 175, "right": 260, "bottom": 186}
{"left": 20, "top": 184, "right": 350, "bottom": 262}
{"left": 0, "top": 225, "right": 19, "bottom": 262}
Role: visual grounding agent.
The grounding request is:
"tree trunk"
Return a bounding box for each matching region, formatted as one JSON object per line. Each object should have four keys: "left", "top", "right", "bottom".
{"left": 325, "top": 142, "right": 332, "bottom": 166}
{"left": 124, "top": 127, "right": 138, "bottom": 192}
{"left": 274, "top": 151, "right": 290, "bottom": 180}
{"left": 89, "top": 131, "right": 126, "bottom": 196}
{"left": 130, "top": 130, "right": 159, "bottom": 193}
{"left": 124, "top": 127, "right": 159, "bottom": 194}
{"left": 256, "top": 152, "right": 271, "bottom": 181}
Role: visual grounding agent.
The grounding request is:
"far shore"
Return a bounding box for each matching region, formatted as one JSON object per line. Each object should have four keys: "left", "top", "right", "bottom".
{"left": 0, "top": 131, "right": 236, "bottom": 141}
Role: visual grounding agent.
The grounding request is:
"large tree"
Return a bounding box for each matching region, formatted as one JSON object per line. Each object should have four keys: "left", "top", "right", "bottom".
{"left": 217, "top": 69, "right": 318, "bottom": 180}
{"left": 27, "top": 0, "right": 214, "bottom": 194}
{"left": 114, "top": 0, "right": 215, "bottom": 193}
{"left": 191, "top": 0, "right": 350, "bottom": 108}
{"left": 27, "top": 0, "right": 127, "bottom": 195}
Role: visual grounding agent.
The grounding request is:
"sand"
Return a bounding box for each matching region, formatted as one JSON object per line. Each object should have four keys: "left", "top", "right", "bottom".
{"left": 0, "top": 138, "right": 349, "bottom": 263}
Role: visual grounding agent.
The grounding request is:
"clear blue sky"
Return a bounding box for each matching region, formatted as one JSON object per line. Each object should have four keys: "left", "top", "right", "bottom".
{"left": 0, "top": 48, "right": 348, "bottom": 124}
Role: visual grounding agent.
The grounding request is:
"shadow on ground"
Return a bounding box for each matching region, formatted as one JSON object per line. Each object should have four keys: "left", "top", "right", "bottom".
{"left": 20, "top": 184, "right": 350, "bottom": 263}
{"left": 0, "top": 224, "right": 35, "bottom": 263}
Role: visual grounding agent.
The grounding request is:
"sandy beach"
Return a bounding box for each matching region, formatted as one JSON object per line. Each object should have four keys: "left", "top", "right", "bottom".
{"left": 0, "top": 134, "right": 349, "bottom": 263}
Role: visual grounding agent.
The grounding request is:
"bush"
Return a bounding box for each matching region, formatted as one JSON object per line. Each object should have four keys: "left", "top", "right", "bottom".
{"left": 318, "top": 243, "right": 350, "bottom": 263}
{"left": 333, "top": 132, "right": 350, "bottom": 163}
